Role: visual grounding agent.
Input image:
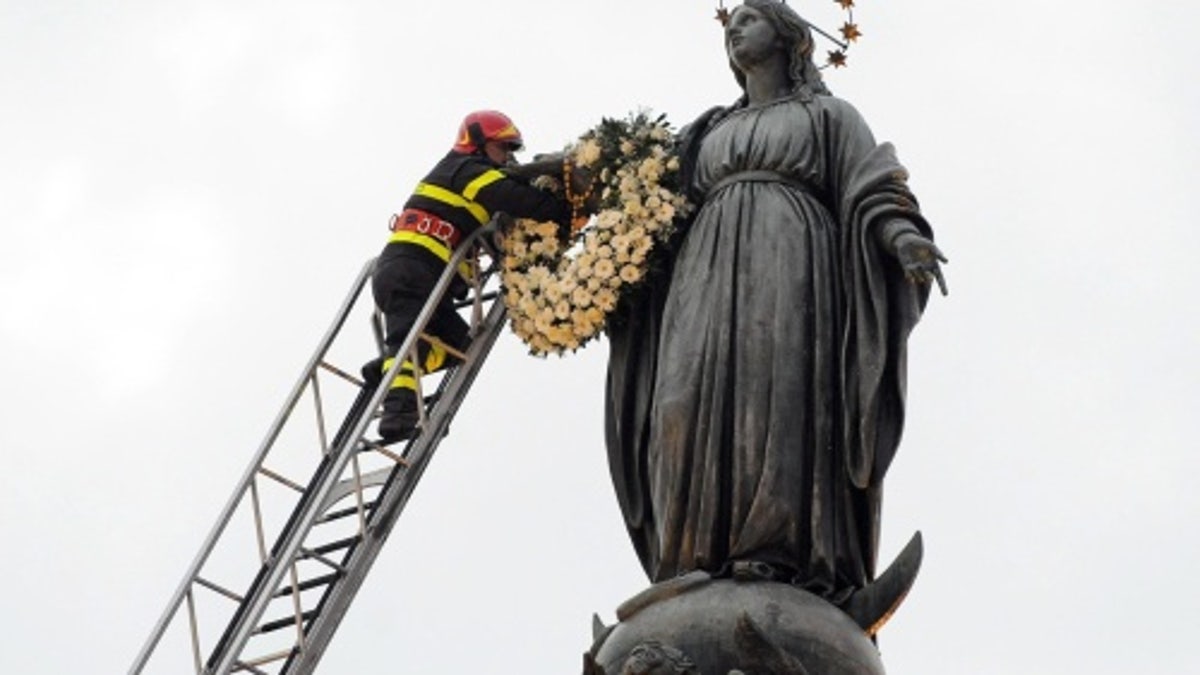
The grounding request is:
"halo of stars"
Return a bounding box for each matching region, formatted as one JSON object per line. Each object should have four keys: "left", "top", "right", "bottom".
{"left": 716, "top": 0, "right": 861, "bottom": 69}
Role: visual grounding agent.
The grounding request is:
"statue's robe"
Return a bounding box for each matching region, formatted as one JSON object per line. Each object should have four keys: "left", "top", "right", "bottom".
{"left": 605, "top": 94, "right": 932, "bottom": 601}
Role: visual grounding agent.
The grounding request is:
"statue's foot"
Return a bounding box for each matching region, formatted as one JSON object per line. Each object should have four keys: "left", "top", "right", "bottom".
{"left": 730, "top": 560, "right": 797, "bottom": 583}
{"left": 839, "top": 531, "right": 924, "bottom": 635}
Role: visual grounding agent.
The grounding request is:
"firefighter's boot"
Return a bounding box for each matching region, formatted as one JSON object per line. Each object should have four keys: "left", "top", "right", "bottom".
{"left": 378, "top": 388, "right": 419, "bottom": 441}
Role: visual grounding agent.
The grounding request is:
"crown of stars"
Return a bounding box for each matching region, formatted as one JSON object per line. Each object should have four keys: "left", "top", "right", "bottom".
{"left": 716, "top": 0, "right": 861, "bottom": 69}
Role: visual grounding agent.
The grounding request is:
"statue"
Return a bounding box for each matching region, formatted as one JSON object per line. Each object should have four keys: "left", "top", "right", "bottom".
{"left": 599, "top": 0, "right": 946, "bottom": 661}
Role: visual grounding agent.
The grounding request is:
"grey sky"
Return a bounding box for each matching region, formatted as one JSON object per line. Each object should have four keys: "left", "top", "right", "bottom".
{"left": 2, "top": 1, "right": 1198, "bottom": 672}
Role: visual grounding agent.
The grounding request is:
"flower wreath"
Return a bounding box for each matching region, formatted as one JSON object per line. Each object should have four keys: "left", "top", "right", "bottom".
{"left": 500, "top": 111, "right": 692, "bottom": 356}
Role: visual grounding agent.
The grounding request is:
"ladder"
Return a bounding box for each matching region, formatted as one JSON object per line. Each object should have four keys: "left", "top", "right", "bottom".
{"left": 130, "top": 222, "right": 508, "bottom": 675}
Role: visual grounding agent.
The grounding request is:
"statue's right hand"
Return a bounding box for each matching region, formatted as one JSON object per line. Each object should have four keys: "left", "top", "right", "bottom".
{"left": 894, "top": 232, "right": 949, "bottom": 296}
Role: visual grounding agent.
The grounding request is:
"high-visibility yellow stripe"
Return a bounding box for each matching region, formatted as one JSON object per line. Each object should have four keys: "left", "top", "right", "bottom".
{"left": 382, "top": 357, "right": 417, "bottom": 390}
{"left": 389, "top": 375, "right": 417, "bottom": 391}
{"left": 462, "top": 170, "right": 504, "bottom": 201}
{"left": 388, "top": 230, "right": 451, "bottom": 262}
{"left": 414, "top": 182, "right": 490, "bottom": 224}
{"left": 424, "top": 344, "right": 447, "bottom": 372}
{"left": 382, "top": 357, "right": 417, "bottom": 374}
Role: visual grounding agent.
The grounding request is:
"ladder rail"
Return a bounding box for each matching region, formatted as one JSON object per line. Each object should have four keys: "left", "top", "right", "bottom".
{"left": 129, "top": 257, "right": 378, "bottom": 675}
{"left": 204, "top": 224, "right": 503, "bottom": 675}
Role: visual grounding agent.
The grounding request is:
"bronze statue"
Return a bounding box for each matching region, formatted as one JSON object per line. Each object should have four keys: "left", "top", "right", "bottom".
{"left": 603, "top": 0, "right": 946, "bottom": 635}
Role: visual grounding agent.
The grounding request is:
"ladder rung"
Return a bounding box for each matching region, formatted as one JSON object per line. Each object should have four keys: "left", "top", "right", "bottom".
{"left": 296, "top": 547, "right": 348, "bottom": 574}
{"left": 232, "top": 661, "right": 273, "bottom": 675}
{"left": 235, "top": 647, "right": 296, "bottom": 669}
{"left": 195, "top": 575, "right": 244, "bottom": 603}
{"left": 305, "top": 535, "right": 361, "bottom": 557}
{"left": 256, "top": 609, "right": 318, "bottom": 635}
{"left": 453, "top": 290, "right": 499, "bottom": 308}
{"left": 418, "top": 332, "right": 469, "bottom": 362}
{"left": 318, "top": 502, "right": 377, "bottom": 524}
{"left": 357, "top": 438, "right": 410, "bottom": 465}
{"left": 272, "top": 572, "right": 342, "bottom": 599}
{"left": 318, "top": 360, "right": 365, "bottom": 387}
{"left": 258, "top": 466, "right": 305, "bottom": 493}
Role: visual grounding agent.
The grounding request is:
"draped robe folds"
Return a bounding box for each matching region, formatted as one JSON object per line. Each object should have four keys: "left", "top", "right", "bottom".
{"left": 604, "top": 94, "right": 933, "bottom": 602}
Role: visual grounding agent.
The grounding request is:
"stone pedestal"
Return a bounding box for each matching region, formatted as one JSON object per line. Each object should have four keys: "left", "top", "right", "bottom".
{"left": 585, "top": 577, "right": 886, "bottom": 674}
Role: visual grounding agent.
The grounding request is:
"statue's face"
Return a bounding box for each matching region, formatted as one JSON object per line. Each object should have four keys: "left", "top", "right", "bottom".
{"left": 725, "top": 6, "right": 779, "bottom": 70}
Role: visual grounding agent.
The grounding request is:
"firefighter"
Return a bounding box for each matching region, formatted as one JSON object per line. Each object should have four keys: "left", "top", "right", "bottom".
{"left": 372, "top": 110, "right": 573, "bottom": 440}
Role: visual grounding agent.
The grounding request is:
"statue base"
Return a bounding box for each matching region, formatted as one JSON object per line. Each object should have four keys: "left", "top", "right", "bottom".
{"left": 585, "top": 576, "right": 886, "bottom": 674}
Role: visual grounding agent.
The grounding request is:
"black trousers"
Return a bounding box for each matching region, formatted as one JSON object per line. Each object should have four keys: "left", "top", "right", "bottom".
{"left": 371, "top": 248, "right": 470, "bottom": 386}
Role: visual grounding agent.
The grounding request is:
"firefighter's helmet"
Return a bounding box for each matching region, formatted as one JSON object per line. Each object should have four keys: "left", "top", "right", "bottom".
{"left": 452, "top": 110, "right": 524, "bottom": 154}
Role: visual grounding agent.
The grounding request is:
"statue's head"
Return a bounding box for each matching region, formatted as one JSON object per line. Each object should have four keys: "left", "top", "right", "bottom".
{"left": 725, "top": 0, "right": 830, "bottom": 99}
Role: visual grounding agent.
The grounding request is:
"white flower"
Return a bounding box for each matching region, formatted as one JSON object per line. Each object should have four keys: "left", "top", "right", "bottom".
{"left": 517, "top": 296, "right": 539, "bottom": 317}
{"left": 532, "top": 174, "right": 562, "bottom": 191}
{"left": 594, "top": 258, "right": 616, "bottom": 280}
{"left": 620, "top": 264, "right": 642, "bottom": 284}
{"left": 595, "top": 288, "right": 618, "bottom": 311}
{"left": 530, "top": 334, "right": 553, "bottom": 354}
{"left": 637, "top": 157, "right": 664, "bottom": 183}
{"left": 574, "top": 258, "right": 594, "bottom": 280}
{"left": 595, "top": 210, "right": 622, "bottom": 230}
{"left": 571, "top": 286, "right": 593, "bottom": 308}
{"left": 571, "top": 308, "right": 593, "bottom": 332}
{"left": 620, "top": 139, "right": 635, "bottom": 156}
{"left": 575, "top": 139, "right": 602, "bottom": 167}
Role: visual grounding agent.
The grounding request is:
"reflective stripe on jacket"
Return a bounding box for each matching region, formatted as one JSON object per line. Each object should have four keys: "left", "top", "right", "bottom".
{"left": 389, "top": 151, "right": 570, "bottom": 258}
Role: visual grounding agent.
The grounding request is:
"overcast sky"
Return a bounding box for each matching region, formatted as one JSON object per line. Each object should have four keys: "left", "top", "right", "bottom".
{"left": 3, "top": 1, "right": 1199, "bottom": 673}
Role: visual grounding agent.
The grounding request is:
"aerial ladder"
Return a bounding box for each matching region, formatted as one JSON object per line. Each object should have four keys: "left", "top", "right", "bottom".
{"left": 130, "top": 221, "right": 509, "bottom": 675}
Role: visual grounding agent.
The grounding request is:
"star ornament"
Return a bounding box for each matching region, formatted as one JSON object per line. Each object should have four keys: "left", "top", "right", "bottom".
{"left": 835, "top": 0, "right": 856, "bottom": 9}
{"left": 715, "top": 7, "right": 730, "bottom": 26}
{"left": 840, "top": 22, "right": 862, "bottom": 42}
{"left": 827, "top": 50, "right": 848, "bottom": 68}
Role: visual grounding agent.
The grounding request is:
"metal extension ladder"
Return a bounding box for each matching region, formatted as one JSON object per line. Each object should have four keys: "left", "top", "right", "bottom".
{"left": 130, "top": 223, "right": 508, "bottom": 675}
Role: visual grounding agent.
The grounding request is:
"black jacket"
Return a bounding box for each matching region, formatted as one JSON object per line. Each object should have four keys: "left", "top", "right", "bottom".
{"left": 384, "top": 151, "right": 569, "bottom": 264}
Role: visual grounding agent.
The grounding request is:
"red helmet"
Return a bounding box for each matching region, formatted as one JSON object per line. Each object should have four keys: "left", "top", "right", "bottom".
{"left": 452, "top": 110, "right": 524, "bottom": 154}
